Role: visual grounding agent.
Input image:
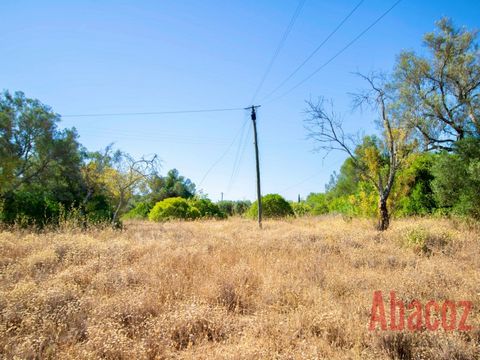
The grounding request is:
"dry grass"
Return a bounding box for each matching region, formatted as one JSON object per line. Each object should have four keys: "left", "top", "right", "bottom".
{"left": 1, "top": 216, "right": 479, "bottom": 359}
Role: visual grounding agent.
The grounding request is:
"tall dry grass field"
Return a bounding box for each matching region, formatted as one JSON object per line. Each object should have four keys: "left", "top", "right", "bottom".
{"left": 1, "top": 217, "right": 479, "bottom": 359}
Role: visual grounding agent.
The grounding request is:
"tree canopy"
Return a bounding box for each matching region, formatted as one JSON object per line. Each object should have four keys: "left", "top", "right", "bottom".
{"left": 394, "top": 18, "right": 480, "bottom": 151}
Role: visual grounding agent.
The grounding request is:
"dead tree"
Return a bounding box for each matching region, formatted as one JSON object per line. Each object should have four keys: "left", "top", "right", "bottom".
{"left": 305, "top": 73, "right": 415, "bottom": 231}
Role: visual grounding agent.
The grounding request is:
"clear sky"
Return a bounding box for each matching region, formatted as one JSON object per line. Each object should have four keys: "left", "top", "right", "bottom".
{"left": 2, "top": 0, "right": 479, "bottom": 201}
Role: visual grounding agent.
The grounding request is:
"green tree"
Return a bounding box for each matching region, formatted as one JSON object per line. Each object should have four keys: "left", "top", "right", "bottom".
{"left": 432, "top": 138, "right": 480, "bottom": 219}
{"left": 394, "top": 18, "right": 480, "bottom": 151}
{"left": 0, "top": 91, "right": 85, "bottom": 226}
{"left": 147, "top": 169, "right": 196, "bottom": 204}
{"left": 325, "top": 158, "right": 361, "bottom": 197}
{"left": 393, "top": 153, "right": 436, "bottom": 216}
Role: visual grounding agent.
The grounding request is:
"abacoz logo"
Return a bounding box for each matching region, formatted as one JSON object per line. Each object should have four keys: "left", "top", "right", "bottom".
{"left": 369, "top": 291, "right": 474, "bottom": 331}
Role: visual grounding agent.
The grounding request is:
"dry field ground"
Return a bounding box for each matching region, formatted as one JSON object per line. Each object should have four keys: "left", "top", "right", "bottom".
{"left": 1, "top": 217, "right": 479, "bottom": 359}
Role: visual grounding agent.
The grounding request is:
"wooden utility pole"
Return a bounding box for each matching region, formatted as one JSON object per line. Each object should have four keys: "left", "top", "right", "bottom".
{"left": 247, "top": 105, "right": 262, "bottom": 228}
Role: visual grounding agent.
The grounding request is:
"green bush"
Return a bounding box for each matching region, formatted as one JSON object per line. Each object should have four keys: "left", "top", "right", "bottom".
{"left": 122, "top": 201, "right": 152, "bottom": 220}
{"left": 306, "top": 193, "right": 329, "bottom": 215}
{"left": 82, "top": 194, "right": 114, "bottom": 224}
{"left": 217, "top": 201, "right": 234, "bottom": 216}
{"left": 148, "top": 197, "right": 200, "bottom": 222}
{"left": 403, "top": 227, "right": 451, "bottom": 255}
{"left": 217, "top": 200, "right": 251, "bottom": 217}
{"left": 247, "top": 194, "right": 294, "bottom": 219}
{"left": 0, "top": 190, "right": 62, "bottom": 227}
{"left": 233, "top": 200, "right": 251, "bottom": 216}
{"left": 291, "top": 202, "right": 312, "bottom": 217}
{"left": 190, "top": 198, "right": 226, "bottom": 219}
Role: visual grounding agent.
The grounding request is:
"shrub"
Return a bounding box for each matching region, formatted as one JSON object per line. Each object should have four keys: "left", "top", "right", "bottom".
{"left": 122, "top": 202, "right": 152, "bottom": 220}
{"left": 148, "top": 197, "right": 200, "bottom": 222}
{"left": 189, "top": 198, "right": 226, "bottom": 219}
{"left": 403, "top": 227, "right": 451, "bottom": 255}
{"left": 217, "top": 201, "right": 234, "bottom": 216}
{"left": 233, "top": 200, "right": 251, "bottom": 216}
{"left": 306, "top": 193, "right": 328, "bottom": 213}
{"left": 217, "top": 200, "right": 252, "bottom": 217}
{"left": 81, "top": 194, "right": 114, "bottom": 226}
{"left": 0, "top": 190, "right": 61, "bottom": 227}
{"left": 290, "top": 202, "right": 312, "bottom": 217}
{"left": 247, "top": 194, "right": 294, "bottom": 219}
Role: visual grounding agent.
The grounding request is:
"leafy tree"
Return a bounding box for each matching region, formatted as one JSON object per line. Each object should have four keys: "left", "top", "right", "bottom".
{"left": 394, "top": 18, "right": 480, "bottom": 151}
{"left": 0, "top": 91, "right": 85, "bottom": 226}
{"left": 147, "top": 169, "right": 196, "bottom": 204}
{"left": 247, "top": 194, "right": 294, "bottom": 219}
{"left": 393, "top": 153, "right": 437, "bottom": 216}
{"left": 325, "top": 158, "right": 360, "bottom": 197}
{"left": 432, "top": 137, "right": 480, "bottom": 219}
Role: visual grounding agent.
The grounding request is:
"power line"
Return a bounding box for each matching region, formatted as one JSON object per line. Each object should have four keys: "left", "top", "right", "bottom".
{"left": 261, "top": 0, "right": 364, "bottom": 102}
{"left": 265, "top": 0, "right": 403, "bottom": 104}
{"left": 79, "top": 126, "right": 230, "bottom": 142}
{"left": 229, "top": 120, "right": 252, "bottom": 191}
{"left": 78, "top": 131, "right": 231, "bottom": 146}
{"left": 61, "top": 107, "right": 246, "bottom": 118}
{"left": 250, "top": 0, "right": 307, "bottom": 104}
{"left": 227, "top": 114, "right": 251, "bottom": 191}
{"left": 198, "top": 117, "right": 249, "bottom": 187}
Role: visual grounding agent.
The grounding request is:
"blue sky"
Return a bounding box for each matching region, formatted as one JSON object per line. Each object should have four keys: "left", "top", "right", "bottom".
{"left": 2, "top": 0, "right": 479, "bottom": 201}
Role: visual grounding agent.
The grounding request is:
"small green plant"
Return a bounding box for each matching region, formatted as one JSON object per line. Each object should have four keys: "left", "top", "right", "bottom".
{"left": 403, "top": 227, "right": 451, "bottom": 255}
{"left": 247, "top": 194, "right": 294, "bottom": 219}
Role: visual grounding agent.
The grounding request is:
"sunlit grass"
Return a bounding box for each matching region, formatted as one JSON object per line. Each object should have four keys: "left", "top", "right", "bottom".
{"left": 1, "top": 217, "right": 479, "bottom": 359}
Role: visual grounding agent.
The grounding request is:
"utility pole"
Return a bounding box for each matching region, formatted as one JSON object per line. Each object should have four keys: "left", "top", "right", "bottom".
{"left": 221, "top": 192, "right": 224, "bottom": 202}
{"left": 247, "top": 105, "right": 262, "bottom": 228}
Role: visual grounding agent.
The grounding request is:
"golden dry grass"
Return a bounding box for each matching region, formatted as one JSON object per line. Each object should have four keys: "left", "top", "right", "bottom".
{"left": 1, "top": 217, "right": 479, "bottom": 359}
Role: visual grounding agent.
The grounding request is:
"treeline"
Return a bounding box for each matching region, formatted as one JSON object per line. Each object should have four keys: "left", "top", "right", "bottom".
{"left": 0, "top": 88, "right": 249, "bottom": 228}
{"left": 0, "top": 91, "right": 220, "bottom": 228}
{"left": 299, "top": 142, "right": 479, "bottom": 220}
